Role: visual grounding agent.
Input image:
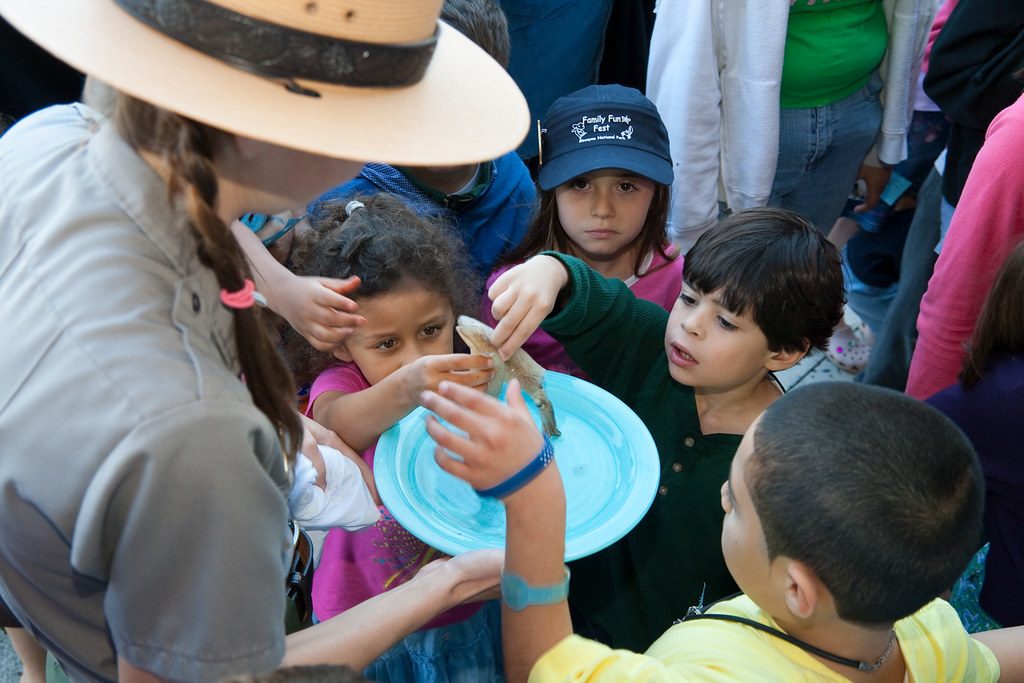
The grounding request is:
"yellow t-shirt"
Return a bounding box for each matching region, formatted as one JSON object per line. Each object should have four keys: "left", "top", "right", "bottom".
{"left": 530, "top": 596, "right": 999, "bottom": 681}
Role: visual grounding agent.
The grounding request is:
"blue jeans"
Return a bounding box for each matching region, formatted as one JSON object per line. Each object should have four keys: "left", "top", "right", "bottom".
{"left": 856, "top": 167, "right": 942, "bottom": 390}
{"left": 769, "top": 72, "right": 884, "bottom": 233}
{"left": 844, "top": 254, "right": 897, "bottom": 335}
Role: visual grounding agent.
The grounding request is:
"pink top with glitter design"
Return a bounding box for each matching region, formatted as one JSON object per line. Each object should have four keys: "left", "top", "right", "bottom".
{"left": 306, "top": 362, "right": 483, "bottom": 627}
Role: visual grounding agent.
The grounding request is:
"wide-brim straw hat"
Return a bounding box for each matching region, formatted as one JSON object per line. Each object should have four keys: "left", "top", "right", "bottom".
{"left": 0, "top": 0, "right": 529, "bottom": 165}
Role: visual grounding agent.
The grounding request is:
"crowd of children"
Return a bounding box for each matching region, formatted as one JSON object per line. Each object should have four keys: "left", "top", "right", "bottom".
{"left": 5, "top": 0, "right": 1024, "bottom": 680}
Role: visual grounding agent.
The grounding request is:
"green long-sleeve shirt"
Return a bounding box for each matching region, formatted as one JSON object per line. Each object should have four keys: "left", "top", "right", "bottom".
{"left": 542, "top": 252, "right": 740, "bottom": 652}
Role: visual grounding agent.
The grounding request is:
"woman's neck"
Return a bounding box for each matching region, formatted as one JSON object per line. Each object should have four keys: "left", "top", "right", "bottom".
{"left": 138, "top": 147, "right": 238, "bottom": 225}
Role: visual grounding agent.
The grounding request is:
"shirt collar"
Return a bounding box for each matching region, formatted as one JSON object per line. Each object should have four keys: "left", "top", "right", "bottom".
{"left": 89, "top": 116, "right": 198, "bottom": 276}
{"left": 397, "top": 161, "right": 494, "bottom": 211}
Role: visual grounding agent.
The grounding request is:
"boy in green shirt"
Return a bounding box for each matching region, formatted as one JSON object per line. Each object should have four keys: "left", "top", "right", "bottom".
{"left": 478, "top": 207, "right": 845, "bottom": 649}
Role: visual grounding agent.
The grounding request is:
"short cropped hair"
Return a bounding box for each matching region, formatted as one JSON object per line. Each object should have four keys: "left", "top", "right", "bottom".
{"left": 748, "top": 382, "right": 984, "bottom": 626}
{"left": 441, "top": 0, "right": 510, "bottom": 68}
{"left": 684, "top": 208, "right": 845, "bottom": 353}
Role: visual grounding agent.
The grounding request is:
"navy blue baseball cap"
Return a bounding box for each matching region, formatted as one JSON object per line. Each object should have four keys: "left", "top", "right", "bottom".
{"left": 537, "top": 84, "right": 673, "bottom": 191}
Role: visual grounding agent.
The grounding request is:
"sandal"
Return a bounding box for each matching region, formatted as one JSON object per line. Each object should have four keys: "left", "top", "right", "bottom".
{"left": 826, "top": 321, "right": 873, "bottom": 374}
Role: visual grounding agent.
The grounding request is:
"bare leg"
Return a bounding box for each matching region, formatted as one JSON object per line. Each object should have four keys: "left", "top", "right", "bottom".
{"left": 828, "top": 216, "right": 861, "bottom": 251}
{"left": 5, "top": 628, "right": 46, "bottom": 683}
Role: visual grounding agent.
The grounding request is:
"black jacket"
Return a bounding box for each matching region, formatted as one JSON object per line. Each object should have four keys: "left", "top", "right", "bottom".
{"left": 924, "top": 0, "right": 1024, "bottom": 205}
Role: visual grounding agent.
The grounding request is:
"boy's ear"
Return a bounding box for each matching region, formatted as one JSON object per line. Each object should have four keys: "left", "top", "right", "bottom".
{"left": 765, "top": 343, "right": 809, "bottom": 372}
{"left": 781, "top": 558, "right": 821, "bottom": 620}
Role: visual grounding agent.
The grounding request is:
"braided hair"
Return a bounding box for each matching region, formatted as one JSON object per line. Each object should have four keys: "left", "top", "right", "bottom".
{"left": 114, "top": 93, "right": 303, "bottom": 458}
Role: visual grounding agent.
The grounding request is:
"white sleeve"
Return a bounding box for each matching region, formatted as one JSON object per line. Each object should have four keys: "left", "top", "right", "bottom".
{"left": 647, "top": 0, "right": 788, "bottom": 252}
{"left": 647, "top": 0, "right": 723, "bottom": 251}
{"left": 289, "top": 445, "right": 380, "bottom": 531}
{"left": 717, "top": 0, "right": 788, "bottom": 216}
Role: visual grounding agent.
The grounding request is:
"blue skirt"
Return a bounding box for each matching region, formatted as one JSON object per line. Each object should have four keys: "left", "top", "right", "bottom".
{"left": 363, "top": 599, "right": 504, "bottom": 682}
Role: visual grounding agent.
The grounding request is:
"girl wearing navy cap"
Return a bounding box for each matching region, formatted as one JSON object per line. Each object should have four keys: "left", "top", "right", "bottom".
{"left": 480, "top": 84, "right": 681, "bottom": 379}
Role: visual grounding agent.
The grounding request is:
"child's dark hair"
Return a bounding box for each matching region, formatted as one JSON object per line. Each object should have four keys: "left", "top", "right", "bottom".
{"left": 959, "top": 238, "right": 1024, "bottom": 389}
{"left": 496, "top": 182, "right": 674, "bottom": 277}
{"left": 749, "top": 382, "right": 984, "bottom": 626}
{"left": 284, "top": 193, "right": 479, "bottom": 385}
{"left": 441, "top": 0, "right": 510, "bottom": 69}
{"left": 684, "top": 207, "right": 844, "bottom": 354}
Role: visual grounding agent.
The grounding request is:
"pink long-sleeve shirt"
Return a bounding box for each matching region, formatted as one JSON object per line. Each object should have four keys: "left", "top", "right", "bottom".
{"left": 906, "top": 92, "right": 1024, "bottom": 399}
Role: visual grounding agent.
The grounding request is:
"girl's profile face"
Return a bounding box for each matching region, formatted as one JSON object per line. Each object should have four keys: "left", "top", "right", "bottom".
{"left": 334, "top": 282, "right": 455, "bottom": 385}
{"left": 553, "top": 168, "right": 655, "bottom": 279}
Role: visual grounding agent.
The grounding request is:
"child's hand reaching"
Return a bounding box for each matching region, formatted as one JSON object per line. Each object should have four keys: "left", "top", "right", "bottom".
{"left": 487, "top": 255, "right": 569, "bottom": 360}
{"left": 422, "top": 379, "right": 547, "bottom": 495}
{"left": 231, "top": 217, "right": 366, "bottom": 351}
{"left": 268, "top": 274, "right": 365, "bottom": 352}
{"left": 395, "top": 353, "right": 495, "bottom": 400}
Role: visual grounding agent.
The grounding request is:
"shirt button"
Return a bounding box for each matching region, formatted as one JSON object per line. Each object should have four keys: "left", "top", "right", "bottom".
{"left": 684, "top": 437, "right": 695, "bottom": 447}
{"left": 658, "top": 485, "right": 668, "bottom": 496}
{"left": 672, "top": 462, "right": 683, "bottom": 472}
{"left": 192, "top": 294, "right": 201, "bottom": 313}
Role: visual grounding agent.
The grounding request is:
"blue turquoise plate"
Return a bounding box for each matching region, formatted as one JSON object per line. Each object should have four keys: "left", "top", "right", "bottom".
{"left": 376, "top": 372, "right": 659, "bottom": 561}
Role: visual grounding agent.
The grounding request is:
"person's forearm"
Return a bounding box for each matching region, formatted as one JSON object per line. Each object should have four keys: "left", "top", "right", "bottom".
{"left": 501, "top": 465, "right": 573, "bottom": 683}
{"left": 313, "top": 375, "right": 418, "bottom": 453}
{"left": 282, "top": 558, "right": 476, "bottom": 669}
{"left": 230, "top": 219, "right": 296, "bottom": 304}
{"left": 972, "top": 626, "right": 1024, "bottom": 680}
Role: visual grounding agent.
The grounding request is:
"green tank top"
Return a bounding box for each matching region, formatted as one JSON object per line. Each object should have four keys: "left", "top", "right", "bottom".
{"left": 781, "top": 0, "right": 887, "bottom": 108}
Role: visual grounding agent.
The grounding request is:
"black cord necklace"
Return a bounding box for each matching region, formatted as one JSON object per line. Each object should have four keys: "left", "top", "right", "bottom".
{"left": 679, "top": 600, "right": 898, "bottom": 673}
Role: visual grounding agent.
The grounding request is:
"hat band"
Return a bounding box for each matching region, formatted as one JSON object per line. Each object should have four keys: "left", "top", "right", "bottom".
{"left": 115, "top": 0, "right": 438, "bottom": 91}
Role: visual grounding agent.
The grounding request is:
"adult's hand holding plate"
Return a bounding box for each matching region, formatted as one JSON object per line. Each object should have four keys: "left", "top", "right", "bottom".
{"left": 379, "top": 372, "right": 659, "bottom": 561}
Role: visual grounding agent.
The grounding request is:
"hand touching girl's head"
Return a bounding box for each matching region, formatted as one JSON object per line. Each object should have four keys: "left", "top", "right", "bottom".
{"left": 285, "top": 193, "right": 479, "bottom": 384}
{"left": 500, "top": 84, "right": 675, "bottom": 279}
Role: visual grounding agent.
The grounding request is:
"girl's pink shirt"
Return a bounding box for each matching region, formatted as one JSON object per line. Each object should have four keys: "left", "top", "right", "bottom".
{"left": 305, "top": 361, "right": 483, "bottom": 627}
{"left": 907, "top": 92, "right": 1024, "bottom": 399}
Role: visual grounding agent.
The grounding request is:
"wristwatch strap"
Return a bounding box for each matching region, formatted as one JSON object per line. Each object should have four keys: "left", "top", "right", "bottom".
{"left": 500, "top": 566, "right": 571, "bottom": 611}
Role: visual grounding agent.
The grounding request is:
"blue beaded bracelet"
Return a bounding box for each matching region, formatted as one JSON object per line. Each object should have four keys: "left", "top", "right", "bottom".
{"left": 476, "top": 436, "right": 555, "bottom": 499}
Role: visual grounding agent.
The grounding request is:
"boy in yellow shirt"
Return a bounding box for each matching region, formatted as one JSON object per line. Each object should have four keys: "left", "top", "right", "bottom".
{"left": 421, "top": 381, "right": 1023, "bottom": 681}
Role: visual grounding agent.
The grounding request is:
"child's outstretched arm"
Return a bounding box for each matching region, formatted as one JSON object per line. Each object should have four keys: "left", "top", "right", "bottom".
{"left": 231, "top": 219, "right": 365, "bottom": 351}
{"left": 422, "top": 380, "right": 572, "bottom": 683}
{"left": 487, "top": 255, "right": 570, "bottom": 360}
{"left": 973, "top": 627, "right": 1024, "bottom": 681}
{"left": 311, "top": 353, "right": 494, "bottom": 453}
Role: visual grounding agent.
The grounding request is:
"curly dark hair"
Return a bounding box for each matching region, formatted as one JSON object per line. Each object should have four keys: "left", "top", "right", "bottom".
{"left": 284, "top": 193, "right": 480, "bottom": 385}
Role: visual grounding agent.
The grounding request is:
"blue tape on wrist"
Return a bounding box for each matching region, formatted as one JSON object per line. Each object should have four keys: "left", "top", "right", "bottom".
{"left": 476, "top": 436, "right": 554, "bottom": 499}
{"left": 501, "top": 565, "right": 571, "bottom": 611}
